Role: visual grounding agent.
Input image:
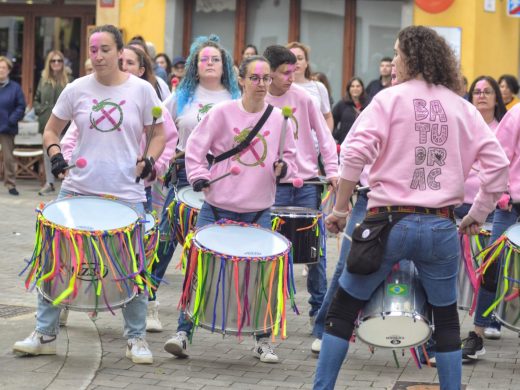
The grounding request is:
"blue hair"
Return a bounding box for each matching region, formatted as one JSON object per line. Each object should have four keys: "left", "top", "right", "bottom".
{"left": 176, "top": 34, "right": 240, "bottom": 115}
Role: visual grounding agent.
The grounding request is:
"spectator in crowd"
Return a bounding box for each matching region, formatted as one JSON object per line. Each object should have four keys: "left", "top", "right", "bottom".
{"left": 84, "top": 58, "right": 94, "bottom": 75}
{"left": 312, "top": 71, "right": 334, "bottom": 107}
{"left": 34, "top": 50, "right": 72, "bottom": 195}
{"left": 331, "top": 77, "right": 367, "bottom": 145}
{"left": 155, "top": 53, "right": 172, "bottom": 85}
{"left": 365, "top": 56, "right": 392, "bottom": 102}
{"left": 287, "top": 41, "right": 334, "bottom": 130}
{"left": 170, "top": 55, "right": 186, "bottom": 91}
{"left": 498, "top": 74, "right": 520, "bottom": 110}
{"left": 242, "top": 44, "right": 258, "bottom": 60}
{"left": 0, "top": 56, "right": 26, "bottom": 196}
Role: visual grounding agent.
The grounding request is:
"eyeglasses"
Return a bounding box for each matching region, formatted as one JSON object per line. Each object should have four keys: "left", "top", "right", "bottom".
{"left": 50, "top": 59, "right": 63, "bottom": 63}
{"left": 248, "top": 75, "right": 272, "bottom": 85}
{"left": 472, "top": 89, "right": 494, "bottom": 97}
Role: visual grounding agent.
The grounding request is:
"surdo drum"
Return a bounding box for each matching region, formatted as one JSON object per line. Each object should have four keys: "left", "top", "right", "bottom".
{"left": 24, "top": 196, "right": 150, "bottom": 312}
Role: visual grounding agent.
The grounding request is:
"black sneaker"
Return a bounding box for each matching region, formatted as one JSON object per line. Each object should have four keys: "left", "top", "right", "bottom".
{"left": 462, "top": 331, "right": 485, "bottom": 360}
{"left": 8, "top": 187, "right": 19, "bottom": 196}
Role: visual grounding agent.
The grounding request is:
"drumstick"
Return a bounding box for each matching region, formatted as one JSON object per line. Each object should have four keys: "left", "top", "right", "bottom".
{"left": 278, "top": 106, "right": 293, "bottom": 160}
{"left": 64, "top": 157, "right": 87, "bottom": 171}
{"left": 205, "top": 166, "right": 241, "bottom": 186}
{"left": 136, "top": 106, "right": 163, "bottom": 183}
{"left": 291, "top": 178, "right": 329, "bottom": 187}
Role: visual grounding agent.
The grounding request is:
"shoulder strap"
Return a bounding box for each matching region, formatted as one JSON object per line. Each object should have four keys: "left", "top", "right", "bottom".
{"left": 214, "top": 104, "right": 274, "bottom": 163}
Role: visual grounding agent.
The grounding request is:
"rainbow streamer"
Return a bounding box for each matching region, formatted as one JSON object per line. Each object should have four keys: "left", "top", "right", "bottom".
{"left": 179, "top": 220, "right": 298, "bottom": 339}
{"left": 168, "top": 199, "right": 199, "bottom": 246}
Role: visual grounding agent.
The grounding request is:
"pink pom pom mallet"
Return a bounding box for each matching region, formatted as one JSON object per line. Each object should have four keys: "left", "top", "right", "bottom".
{"left": 206, "top": 166, "right": 241, "bottom": 186}
{"left": 292, "top": 177, "right": 304, "bottom": 188}
{"left": 64, "top": 157, "right": 87, "bottom": 171}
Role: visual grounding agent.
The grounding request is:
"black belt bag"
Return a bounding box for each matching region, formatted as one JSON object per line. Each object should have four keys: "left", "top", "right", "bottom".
{"left": 347, "top": 212, "right": 405, "bottom": 275}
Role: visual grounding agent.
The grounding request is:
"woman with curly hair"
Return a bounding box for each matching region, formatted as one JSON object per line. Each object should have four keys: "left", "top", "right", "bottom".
{"left": 313, "top": 26, "right": 509, "bottom": 390}
{"left": 150, "top": 35, "right": 240, "bottom": 334}
{"left": 34, "top": 50, "right": 72, "bottom": 195}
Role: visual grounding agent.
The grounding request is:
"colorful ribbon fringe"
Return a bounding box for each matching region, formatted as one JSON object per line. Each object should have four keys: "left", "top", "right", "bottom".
{"left": 168, "top": 199, "right": 198, "bottom": 246}
{"left": 21, "top": 205, "right": 158, "bottom": 312}
{"left": 178, "top": 219, "right": 298, "bottom": 340}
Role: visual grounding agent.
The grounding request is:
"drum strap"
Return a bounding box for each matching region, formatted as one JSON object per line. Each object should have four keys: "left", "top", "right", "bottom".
{"left": 213, "top": 104, "right": 274, "bottom": 163}
{"left": 210, "top": 205, "right": 266, "bottom": 224}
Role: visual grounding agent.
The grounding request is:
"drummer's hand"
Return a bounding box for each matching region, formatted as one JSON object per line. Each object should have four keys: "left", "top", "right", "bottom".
{"left": 328, "top": 176, "right": 339, "bottom": 192}
{"left": 325, "top": 213, "right": 347, "bottom": 233}
{"left": 273, "top": 160, "right": 288, "bottom": 178}
{"left": 193, "top": 179, "right": 210, "bottom": 193}
{"left": 458, "top": 215, "right": 482, "bottom": 236}
{"left": 50, "top": 153, "right": 68, "bottom": 179}
{"left": 135, "top": 157, "right": 154, "bottom": 180}
{"left": 497, "top": 193, "right": 512, "bottom": 211}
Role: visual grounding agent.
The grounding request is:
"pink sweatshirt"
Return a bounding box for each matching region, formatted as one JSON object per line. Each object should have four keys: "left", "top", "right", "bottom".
{"left": 495, "top": 103, "right": 520, "bottom": 201}
{"left": 340, "top": 79, "right": 509, "bottom": 223}
{"left": 185, "top": 100, "right": 298, "bottom": 213}
{"left": 265, "top": 84, "right": 338, "bottom": 182}
{"left": 61, "top": 107, "right": 178, "bottom": 185}
{"left": 462, "top": 120, "right": 498, "bottom": 204}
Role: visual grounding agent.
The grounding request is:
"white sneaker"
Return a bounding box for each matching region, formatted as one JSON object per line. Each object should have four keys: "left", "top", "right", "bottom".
{"left": 254, "top": 338, "right": 279, "bottom": 363}
{"left": 59, "top": 309, "right": 69, "bottom": 327}
{"left": 146, "top": 301, "right": 163, "bottom": 332}
{"left": 311, "top": 338, "right": 321, "bottom": 354}
{"left": 126, "top": 337, "right": 153, "bottom": 364}
{"left": 164, "top": 331, "right": 189, "bottom": 358}
{"left": 302, "top": 265, "right": 309, "bottom": 277}
{"left": 13, "top": 331, "right": 57, "bottom": 355}
{"left": 483, "top": 327, "right": 501, "bottom": 340}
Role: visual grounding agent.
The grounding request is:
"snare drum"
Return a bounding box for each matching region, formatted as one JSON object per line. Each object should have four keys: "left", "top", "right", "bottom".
{"left": 25, "top": 196, "right": 147, "bottom": 312}
{"left": 179, "top": 221, "right": 296, "bottom": 338}
{"left": 489, "top": 224, "right": 520, "bottom": 332}
{"left": 457, "top": 221, "right": 492, "bottom": 311}
{"left": 168, "top": 187, "right": 205, "bottom": 246}
{"left": 356, "top": 261, "right": 431, "bottom": 348}
{"left": 271, "top": 207, "right": 323, "bottom": 264}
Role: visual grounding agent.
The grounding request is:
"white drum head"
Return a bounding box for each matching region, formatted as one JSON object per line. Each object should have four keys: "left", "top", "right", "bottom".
{"left": 144, "top": 213, "right": 155, "bottom": 233}
{"left": 271, "top": 206, "right": 321, "bottom": 218}
{"left": 42, "top": 197, "right": 139, "bottom": 231}
{"left": 194, "top": 224, "right": 289, "bottom": 258}
{"left": 177, "top": 187, "right": 205, "bottom": 210}
{"left": 357, "top": 314, "right": 431, "bottom": 348}
{"left": 506, "top": 223, "right": 520, "bottom": 246}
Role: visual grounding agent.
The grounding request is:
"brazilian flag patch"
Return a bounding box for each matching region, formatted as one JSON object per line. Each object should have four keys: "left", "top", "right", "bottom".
{"left": 387, "top": 283, "right": 409, "bottom": 296}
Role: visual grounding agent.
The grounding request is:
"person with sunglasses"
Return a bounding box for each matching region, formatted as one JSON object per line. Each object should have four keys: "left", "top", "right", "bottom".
{"left": 34, "top": 50, "right": 73, "bottom": 196}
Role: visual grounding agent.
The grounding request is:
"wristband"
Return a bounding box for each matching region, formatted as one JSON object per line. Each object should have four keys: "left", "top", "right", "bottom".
{"left": 332, "top": 208, "right": 349, "bottom": 218}
{"left": 46, "top": 143, "right": 61, "bottom": 157}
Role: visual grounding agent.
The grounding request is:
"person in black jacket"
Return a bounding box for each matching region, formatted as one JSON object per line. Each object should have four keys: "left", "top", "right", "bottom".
{"left": 331, "top": 77, "right": 367, "bottom": 145}
{"left": 0, "top": 56, "right": 26, "bottom": 195}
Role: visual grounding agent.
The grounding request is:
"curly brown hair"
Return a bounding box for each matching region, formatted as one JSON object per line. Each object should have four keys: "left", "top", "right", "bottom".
{"left": 397, "top": 26, "right": 461, "bottom": 93}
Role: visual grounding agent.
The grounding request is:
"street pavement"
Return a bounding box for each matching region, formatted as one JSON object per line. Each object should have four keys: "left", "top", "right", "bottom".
{"left": 0, "top": 180, "right": 519, "bottom": 390}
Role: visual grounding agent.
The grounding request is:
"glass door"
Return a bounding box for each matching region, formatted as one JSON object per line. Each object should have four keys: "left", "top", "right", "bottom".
{"left": 34, "top": 16, "right": 81, "bottom": 91}
{"left": 0, "top": 16, "right": 24, "bottom": 85}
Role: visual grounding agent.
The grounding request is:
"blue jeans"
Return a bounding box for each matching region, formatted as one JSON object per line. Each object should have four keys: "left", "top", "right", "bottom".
{"left": 473, "top": 207, "right": 519, "bottom": 327}
{"left": 177, "top": 201, "right": 272, "bottom": 340}
{"left": 35, "top": 189, "right": 148, "bottom": 339}
{"left": 454, "top": 202, "right": 494, "bottom": 223}
{"left": 312, "top": 192, "right": 368, "bottom": 339}
{"left": 274, "top": 184, "right": 327, "bottom": 317}
{"left": 315, "top": 214, "right": 461, "bottom": 389}
{"left": 149, "top": 165, "right": 189, "bottom": 301}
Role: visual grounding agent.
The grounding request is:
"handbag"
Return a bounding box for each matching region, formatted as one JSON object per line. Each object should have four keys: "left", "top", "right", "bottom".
{"left": 346, "top": 212, "right": 405, "bottom": 275}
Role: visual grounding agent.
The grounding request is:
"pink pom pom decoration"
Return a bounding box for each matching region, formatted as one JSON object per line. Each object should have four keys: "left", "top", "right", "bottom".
{"left": 230, "top": 166, "right": 241, "bottom": 175}
{"left": 497, "top": 193, "right": 511, "bottom": 210}
{"left": 75, "top": 157, "right": 87, "bottom": 169}
{"left": 292, "top": 178, "right": 304, "bottom": 188}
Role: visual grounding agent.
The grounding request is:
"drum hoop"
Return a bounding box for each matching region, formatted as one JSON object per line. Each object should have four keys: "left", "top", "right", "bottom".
{"left": 176, "top": 187, "right": 204, "bottom": 210}
{"left": 271, "top": 206, "right": 322, "bottom": 218}
{"left": 192, "top": 222, "right": 292, "bottom": 261}
{"left": 39, "top": 196, "right": 142, "bottom": 235}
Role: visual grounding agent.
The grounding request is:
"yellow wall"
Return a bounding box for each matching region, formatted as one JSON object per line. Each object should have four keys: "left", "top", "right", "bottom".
{"left": 414, "top": 0, "right": 520, "bottom": 83}
{"left": 116, "top": 0, "right": 166, "bottom": 51}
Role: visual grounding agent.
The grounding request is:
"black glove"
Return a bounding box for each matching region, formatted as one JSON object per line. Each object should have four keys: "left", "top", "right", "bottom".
{"left": 50, "top": 153, "right": 68, "bottom": 178}
{"left": 163, "top": 163, "right": 177, "bottom": 188}
{"left": 273, "top": 160, "right": 288, "bottom": 179}
{"left": 193, "top": 179, "right": 209, "bottom": 192}
{"left": 138, "top": 156, "right": 155, "bottom": 180}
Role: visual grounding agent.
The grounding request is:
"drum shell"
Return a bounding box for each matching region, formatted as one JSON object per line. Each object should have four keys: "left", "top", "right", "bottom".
{"left": 183, "top": 223, "right": 291, "bottom": 336}
{"left": 36, "top": 197, "right": 140, "bottom": 312}
{"left": 271, "top": 207, "right": 322, "bottom": 264}
{"left": 457, "top": 230, "right": 491, "bottom": 310}
{"left": 494, "top": 243, "right": 520, "bottom": 332}
{"left": 356, "top": 262, "right": 431, "bottom": 348}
